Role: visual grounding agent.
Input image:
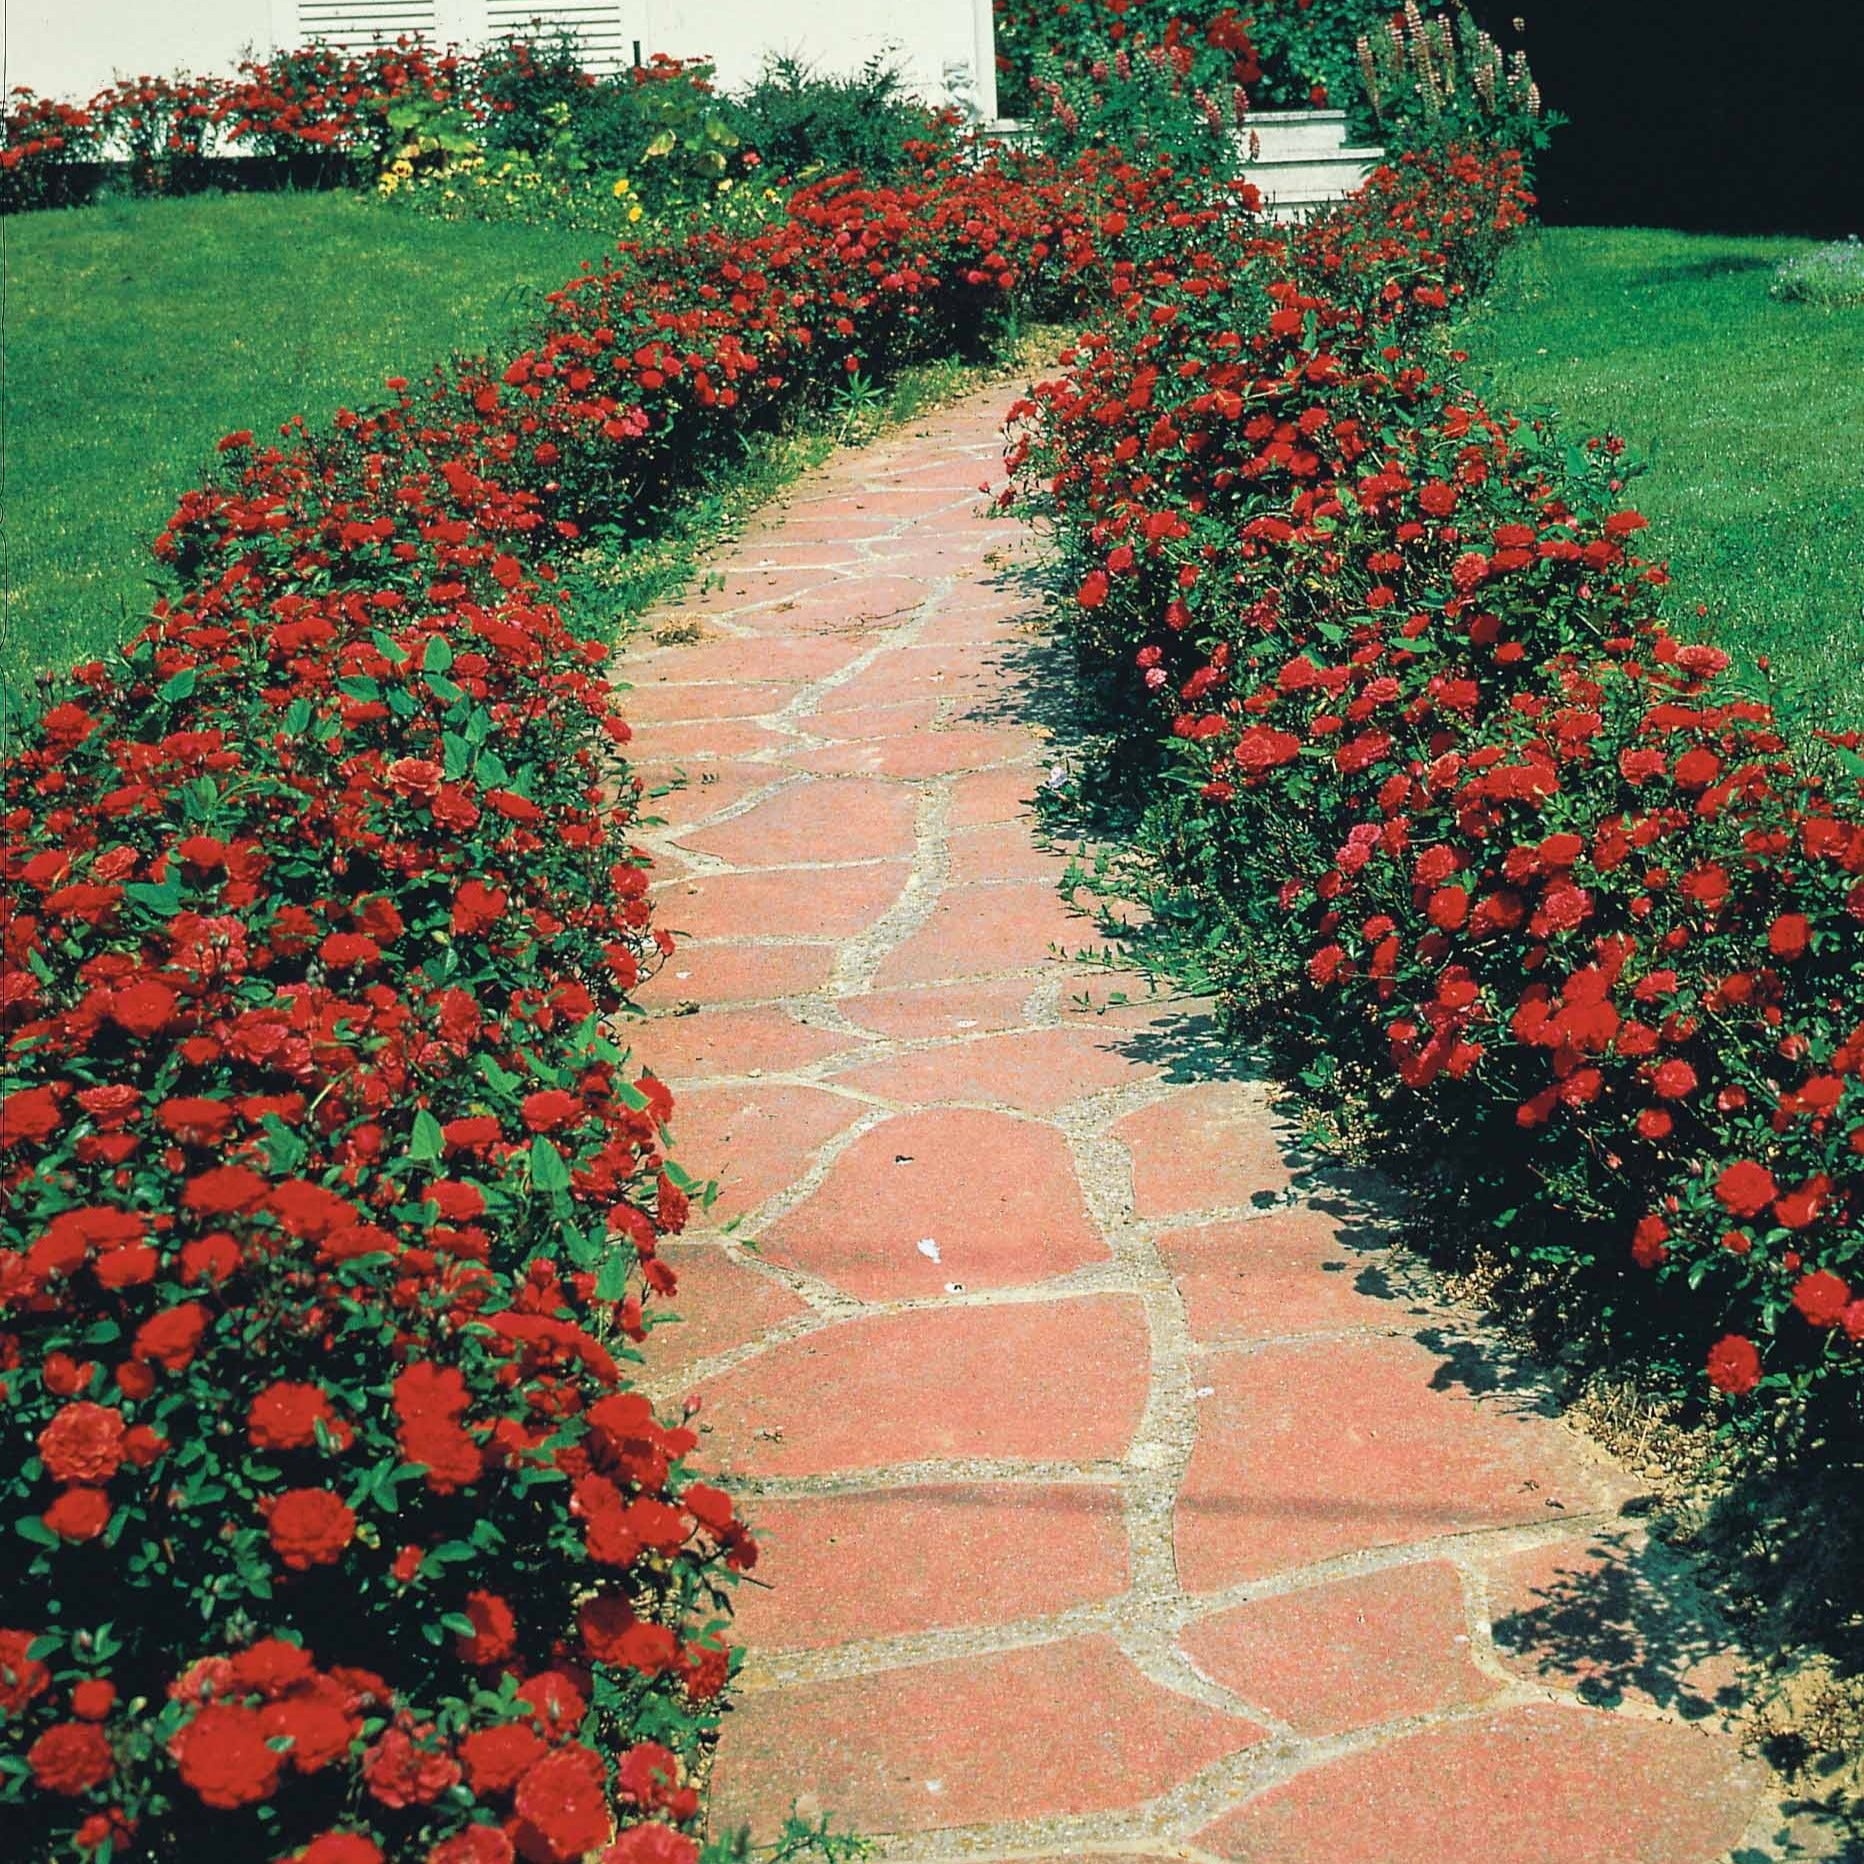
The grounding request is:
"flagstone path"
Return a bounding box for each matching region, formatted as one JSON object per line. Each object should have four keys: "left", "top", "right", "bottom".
{"left": 617, "top": 380, "right": 1793, "bottom": 1863}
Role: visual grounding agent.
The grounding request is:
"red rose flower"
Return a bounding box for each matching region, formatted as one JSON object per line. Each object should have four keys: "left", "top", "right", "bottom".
{"left": 44, "top": 1487, "right": 111, "bottom": 1542}
{"left": 0, "top": 1629, "right": 52, "bottom": 1715}
{"left": 294, "top": 1834, "right": 384, "bottom": 1864}
{"left": 1792, "top": 1270, "right": 1850, "bottom": 1328}
{"left": 457, "top": 1590, "right": 518, "bottom": 1666}
{"left": 1713, "top": 1159, "right": 1778, "bottom": 1218}
{"left": 600, "top": 1826, "right": 699, "bottom": 1864}
{"left": 39, "top": 1402, "right": 127, "bottom": 1485}
{"left": 171, "top": 1702, "right": 285, "bottom": 1808}
{"left": 28, "top": 1720, "right": 114, "bottom": 1795}
{"left": 1706, "top": 1334, "right": 1762, "bottom": 1396}
{"left": 462, "top": 1720, "right": 549, "bottom": 1796}
{"left": 265, "top": 1488, "right": 356, "bottom": 1570}
{"left": 430, "top": 1826, "right": 516, "bottom": 1864}
{"left": 363, "top": 1724, "right": 462, "bottom": 1808}
{"left": 514, "top": 1744, "right": 612, "bottom": 1863}
{"left": 248, "top": 1382, "right": 343, "bottom": 1452}
{"left": 1768, "top": 913, "right": 1811, "bottom": 960}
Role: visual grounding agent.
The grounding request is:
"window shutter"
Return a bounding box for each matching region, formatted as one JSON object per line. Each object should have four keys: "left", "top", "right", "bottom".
{"left": 481, "top": 3, "right": 633, "bottom": 74}
{"left": 287, "top": 1, "right": 444, "bottom": 47}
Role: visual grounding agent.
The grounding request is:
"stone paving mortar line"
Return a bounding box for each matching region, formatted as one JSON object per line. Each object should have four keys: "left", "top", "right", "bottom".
{"left": 611, "top": 384, "right": 1795, "bottom": 1863}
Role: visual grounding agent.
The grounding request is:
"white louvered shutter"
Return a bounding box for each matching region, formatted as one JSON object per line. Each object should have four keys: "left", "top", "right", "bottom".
{"left": 481, "top": 3, "right": 635, "bottom": 75}
{"left": 283, "top": 1, "right": 445, "bottom": 49}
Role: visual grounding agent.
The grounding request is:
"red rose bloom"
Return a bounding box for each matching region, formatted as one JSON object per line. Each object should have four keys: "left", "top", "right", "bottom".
{"left": 1768, "top": 912, "right": 1811, "bottom": 959}
{"left": 462, "top": 1720, "right": 549, "bottom": 1795}
{"left": 430, "top": 1827, "right": 516, "bottom": 1864}
{"left": 1792, "top": 1270, "right": 1851, "bottom": 1328}
{"left": 266, "top": 1488, "right": 356, "bottom": 1570}
{"left": 1713, "top": 1159, "right": 1778, "bottom": 1218}
{"left": 28, "top": 1720, "right": 114, "bottom": 1795}
{"left": 601, "top": 1827, "right": 699, "bottom": 1864}
{"left": 457, "top": 1590, "right": 518, "bottom": 1666}
{"left": 1, "top": 1085, "right": 66, "bottom": 1148}
{"left": 295, "top": 1834, "right": 384, "bottom": 1864}
{"left": 263, "top": 1691, "right": 357, "bottom": 1773}
{"left": 71, "top": 1679, "right": 116, "bottom": 1722}
{"left": 39, "top": 1402, "right": 127, "bottom": 1485}
{"left": 171, "top": 1703, "right": 284, "bottom": 1808}
{"left": 363, "top": 1724, "right": 462, "bottom": 1808}
{"left": 1706, "top": 1334, "right": 1762, "bottom": 1396}
{"left": 109, "top": 980, "right": 179, "bottom": 1037}
{"left": 44, "top": 1487, "right": 111, "bottom": 1542}
{"left": 248, "top": 1382, "right": 342, "bottom": 1452}
{"left": 514, "top": 1744, "right": 612, "bottom": 1863}
{"left": 0, "top": 1629, "right": 51, "bottom": 1715}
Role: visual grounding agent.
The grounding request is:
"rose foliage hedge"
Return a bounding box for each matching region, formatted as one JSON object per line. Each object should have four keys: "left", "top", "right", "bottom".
{"left": 1009, "top": 143, "right": 1864, "bottom": 1439}
{"left": 0, "top": 150, "right": 1155, "bottom": 1863}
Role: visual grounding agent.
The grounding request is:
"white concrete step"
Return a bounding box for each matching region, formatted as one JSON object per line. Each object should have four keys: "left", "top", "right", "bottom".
{"left": 1237, "top": 109, "right": 1357, "bottom": 161}
{"left": 1245, "top": 150, "right": 1383, "bottom": 204}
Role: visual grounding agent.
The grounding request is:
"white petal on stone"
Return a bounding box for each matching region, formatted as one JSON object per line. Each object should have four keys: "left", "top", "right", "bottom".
{"left": 917, "top": 1237, "right": 941, "bottom": 1262}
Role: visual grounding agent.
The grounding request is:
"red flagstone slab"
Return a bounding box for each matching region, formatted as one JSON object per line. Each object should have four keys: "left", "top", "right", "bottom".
{"left": 1193, "top": 1703, "right": 1763, "bottom": 1864}
{"left": 716, "top": 542, "right": 865, "bottom": 571}
{"left": 1174, "top": 1335, "right": 1626, "bottom": 1592}
{"left": 1482, "top": 1533, "right": 1748, "bottom": 1715}
{"left": 677, "top": 780, "right": 918, "bottom": 867}
{"left": 838, "top": 978, "right": 1039, "bottom": 1041}
{"left": 760, "top": 1107, "right": 1107, "bottom": 1299}
{"left": 792, "top": 487, "right": 978, "bottom": 522}
{"left": 640, "top": 1244, "right": 811, "bottom": 1379}
{"left": 691, "top": 1296, "right": 1150, "bottom": 1476}
{"left": 654, "top": 862, "right": 909, "bottom": 940}
{"left": 662, "top": 1083, "right": 869, "bottom": 1222}
{"left": 804, "top": 698, "right": 946, "bottom": 741}
{"left": 1159, "top": 1209, "right": 1402, "bottom": 1342}
{"left": 674, "top": 568, "right": 841, "bottom": 613}
{"left": 635, "top": 941, "right": 837, "bottom": 1008}
{"left": 730, "top": 576, "right": 930, "bottom": 634}
{"left": 633, "top": 1007, "right": 866, "bottom": 1082}
{"left": 875, "top": 881, "right": 1090, "bottom": 987}
{"left": 712, "top": 1636, "right": 1265, "bottom": 1839}
{"left": 627, "top": 635, "right": 865, "bottom": 686}
{"left": 619, "top": 680, "right": 793, "bottom": 723}
{"left": 947, "top": 766, "right": 1040, "bottom": 827}
{"left": 788, "top": 727, "right": 1036, "bottom": 781}
{"left": 729, "top": 1484, "right": 1130, "bottom": 1650}
{"left": 622, "top": 718, "right": 798, "bottom": 763}
{"left": 830, "top": 1025, "right": 1158, "bottom": 1114}
{"left": 1179, "top": 1561, "right": 1498, "bottom": 1735}
{"left": 1115, "top": 1081, "right": 1294, "bottom": 1219}
{"left": 636, "top": 761, "right": 781, "bottom": 829}
{"left": 948, "top": 820, "right": 1076, "bottom": 885}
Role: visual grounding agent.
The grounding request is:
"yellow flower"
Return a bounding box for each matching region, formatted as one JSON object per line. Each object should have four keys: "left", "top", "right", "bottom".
{"left": 627, "top": 204, "right": 643, "bottom": 223}
{"left": 611, "top": 175, "right": 631, "bottom": 197}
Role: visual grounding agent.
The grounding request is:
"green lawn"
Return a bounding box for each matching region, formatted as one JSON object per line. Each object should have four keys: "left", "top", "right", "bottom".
{"left": 2, "top": 192, "right": 611, "bottom": 697}
{"left": 1455, "top": 227, "right": 1864, "bottom": 728}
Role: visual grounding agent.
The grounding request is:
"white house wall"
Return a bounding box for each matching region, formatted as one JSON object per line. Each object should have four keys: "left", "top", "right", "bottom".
{"left": 1, "top": 0, "right": 996, "bottom": 112}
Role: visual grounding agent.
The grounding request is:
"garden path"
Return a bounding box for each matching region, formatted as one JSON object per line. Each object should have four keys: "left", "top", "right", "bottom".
{"left": 617, "top": 380, "right": 1786, "bottom": 1863}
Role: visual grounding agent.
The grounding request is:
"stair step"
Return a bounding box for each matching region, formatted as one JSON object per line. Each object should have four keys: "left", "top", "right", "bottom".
{"left": 1244, "top": 154, "right": 1381, "bottom": 201}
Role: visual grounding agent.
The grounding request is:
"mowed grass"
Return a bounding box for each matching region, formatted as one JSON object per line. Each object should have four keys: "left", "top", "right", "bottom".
{"left": 2, "top": 192, "right": 611, "bottom": 697}
{"left": 1455, "top": 227, "right": 1864, "bottom": 728}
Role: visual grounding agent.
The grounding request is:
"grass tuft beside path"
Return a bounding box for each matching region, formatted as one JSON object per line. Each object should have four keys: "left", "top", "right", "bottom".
{"left": 2, "top": 192, "right": 609, "bottom": 696}
{"left": 1456, "top": 226, "right": 1864, "bottom": 728}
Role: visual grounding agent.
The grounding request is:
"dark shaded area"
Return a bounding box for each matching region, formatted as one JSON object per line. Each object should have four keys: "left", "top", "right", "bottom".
{"left": 1466, "top": 0, "right": 1864, "bottom": 236}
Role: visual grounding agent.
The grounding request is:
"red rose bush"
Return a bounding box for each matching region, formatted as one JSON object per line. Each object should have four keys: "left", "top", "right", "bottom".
{"left": 1010, "top": 144, "right": 1864, "bottom": 1437}
{"left": 0, "top": 147, "right": 1122, "bottom": 1862}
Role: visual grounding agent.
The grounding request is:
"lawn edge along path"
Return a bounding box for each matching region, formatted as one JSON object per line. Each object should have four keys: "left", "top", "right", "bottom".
{"left": 617, "top": 378, "right": 1786, "bottom": 1864}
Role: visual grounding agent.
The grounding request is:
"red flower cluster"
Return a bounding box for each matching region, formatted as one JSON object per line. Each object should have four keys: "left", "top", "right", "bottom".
{"left": 1011, "top": 142, "right": 1864, "bottom": 1420}
{"left": 1, "top": 135, "right": 1144, "bottom": 1863}
{"left": 2, "top": 43, "right": 455, "bottom": 207}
